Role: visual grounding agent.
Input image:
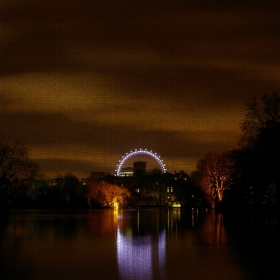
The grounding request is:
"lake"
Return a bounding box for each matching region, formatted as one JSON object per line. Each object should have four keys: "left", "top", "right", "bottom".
{"left": 0, "top": 208, "right": 278, "bottom": 280}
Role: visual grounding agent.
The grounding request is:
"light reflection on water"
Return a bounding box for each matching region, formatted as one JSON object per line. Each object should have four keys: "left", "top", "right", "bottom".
{"left": 117, "top": 227, "right": 166, "bottom": 280}
{"left": 0, "top": 208, "right": 278, "bottom": 280}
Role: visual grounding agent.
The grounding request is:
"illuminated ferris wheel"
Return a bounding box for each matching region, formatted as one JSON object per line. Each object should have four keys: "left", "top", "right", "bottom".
{"left": 115, "top": 148, "right": 167, "bottom": 176}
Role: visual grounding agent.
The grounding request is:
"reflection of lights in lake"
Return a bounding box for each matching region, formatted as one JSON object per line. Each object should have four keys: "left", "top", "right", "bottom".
{"left": 192, "top": 208, "right": 195, "bottom": 227}
{"left": 117, "top": 227, "right": 166, "bottom": 280}
{"left": 113, "top": 206, "right": 119, "bottom": 225}
{"left": 113, "top": 200, "right": 119, "bottom": 209}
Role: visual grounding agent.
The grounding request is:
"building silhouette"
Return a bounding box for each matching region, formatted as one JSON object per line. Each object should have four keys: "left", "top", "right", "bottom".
{"left": 133, "top": 161, "right": 147, "bottom": 177}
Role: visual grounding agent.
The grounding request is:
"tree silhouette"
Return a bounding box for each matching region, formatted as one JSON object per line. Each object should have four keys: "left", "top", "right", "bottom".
{"left": 0, "top": 141, "right": 37, "bottom": 190}
{"left": 239, "top": 93, "right": 280, "bottom": 206}
{"left": 240, "top": 92, "right": 280, "bottom": 148}
{"left": 0, "top": 141, "right": 37, "bottom": 211}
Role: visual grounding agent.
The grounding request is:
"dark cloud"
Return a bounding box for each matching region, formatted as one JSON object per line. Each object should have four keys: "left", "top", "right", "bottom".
{"left": 1, "top": 1, "right": 280, "bottom": 75}
{"left": 35, "top": 158, "right": 98, "bottom": 179}
{"left": 0, "top": 109, "right": 238, "bottom": 174}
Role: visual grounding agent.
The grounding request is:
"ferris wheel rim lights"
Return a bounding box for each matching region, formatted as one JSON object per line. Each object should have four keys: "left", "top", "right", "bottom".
{"left": 115, "top": 149, "right": 167, "bottom": 176}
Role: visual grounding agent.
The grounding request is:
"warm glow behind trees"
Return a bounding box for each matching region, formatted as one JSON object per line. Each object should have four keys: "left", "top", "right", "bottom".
{"left": 193, "top": 93, "right": 280, "bottom": 209}
{"left": 195, "top": 152, "right": 234, "bottom": 207}
{"left": 87, "top": 180, "right": 131, "bottom": 208}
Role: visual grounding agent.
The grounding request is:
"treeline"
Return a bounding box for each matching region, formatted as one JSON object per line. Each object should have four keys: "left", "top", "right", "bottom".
{"left": 1, "top": 93, "right": 280, "bottom": 213}
{"left": 0, "top": 173, "right": 133, "bottom": 210}
{"left": 0, "top": 174, "right": 87, "bottom": 210}
{"left": 192, "top": 93, "right": 280, "bottom": 212}
{"left": 0, "top": 140, "right": 135, "bottom": 210}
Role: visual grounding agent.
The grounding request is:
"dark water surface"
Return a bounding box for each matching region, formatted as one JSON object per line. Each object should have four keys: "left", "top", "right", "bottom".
{"left": 0, "top": 208, "right": 278, "bottom": 280}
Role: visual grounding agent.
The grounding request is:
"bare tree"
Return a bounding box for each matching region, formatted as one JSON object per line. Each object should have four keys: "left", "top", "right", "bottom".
{"left": 0, "top": 141, "right": 37, "bottom": 190}
{"left": 195, "top": 152, "right": 234, "bottom": 206}
{"left": 240, "top": 92, "right": 280, "bottom": 148}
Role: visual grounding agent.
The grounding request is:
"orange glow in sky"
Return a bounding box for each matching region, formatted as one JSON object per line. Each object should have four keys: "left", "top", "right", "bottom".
{"left": 1, "top": 1, "right": 280, "bottom": 178}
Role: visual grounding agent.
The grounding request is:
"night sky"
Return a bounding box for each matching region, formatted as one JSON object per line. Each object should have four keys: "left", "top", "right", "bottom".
{"left": 1, "top": 0, "right": 280, "bottom": 178}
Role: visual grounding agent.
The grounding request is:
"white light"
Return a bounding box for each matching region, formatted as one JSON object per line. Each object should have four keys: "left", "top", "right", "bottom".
{"left": 116, "top": 148, "right": 167, "bottom": 176}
